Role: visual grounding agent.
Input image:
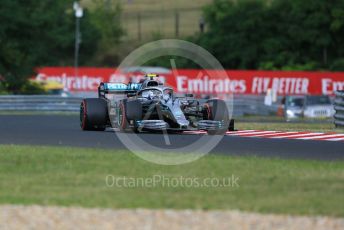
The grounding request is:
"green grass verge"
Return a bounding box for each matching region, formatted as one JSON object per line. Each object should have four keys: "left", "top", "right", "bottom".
{"left": 0, "top": 145, "right": 343, "bottom": 217}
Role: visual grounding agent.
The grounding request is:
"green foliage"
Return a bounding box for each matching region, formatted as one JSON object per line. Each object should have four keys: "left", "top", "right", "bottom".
{"left": 199, "top": 0, "right": 268, "bottom": 69}
{"left": 330, "top": 59, "right": 344, "bottom": 71}
{"left": 144, "top": 55, "right": 200, "bottom": 69}
{"left": 88, "top": 0, "right": 123, "bottom": 66}
{"left": 143, "top": 36, "right": 203, "bottom": 69}
{"left": 0, "top": 0, "right": 101, "bottom": 93}
{"left": 19, "top": 81, "right": 45, "bottom": 95}
{"left": 90, "top": 0, "right": 122, "bottom": 45}
{"left": 198, "top": 0, "right": 344, "bottom": 70}
{"left": 0, "top": 82, "right": 7, "bottom": 95}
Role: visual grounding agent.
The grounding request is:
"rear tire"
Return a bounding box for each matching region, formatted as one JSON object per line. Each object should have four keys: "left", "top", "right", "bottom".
{"left": 80, "top": 98, "right": 108, "bottom": 131}
{"left": 203, "top": 99, "right": 230, "bottom": 135}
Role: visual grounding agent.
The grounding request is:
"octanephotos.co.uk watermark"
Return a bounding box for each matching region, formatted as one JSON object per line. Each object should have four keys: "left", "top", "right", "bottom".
{"left": 105, "top": 174, "right": 239, "bottom": 188}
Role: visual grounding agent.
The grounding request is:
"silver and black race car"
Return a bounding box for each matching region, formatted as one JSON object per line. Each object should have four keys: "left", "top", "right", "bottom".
{"left": 80, "top": 74, "right": 234, "bottom": 134}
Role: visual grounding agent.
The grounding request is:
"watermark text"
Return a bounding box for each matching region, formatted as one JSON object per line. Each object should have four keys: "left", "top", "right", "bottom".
{"left": 105, "top": 175, "right": 239, "bottom": 188}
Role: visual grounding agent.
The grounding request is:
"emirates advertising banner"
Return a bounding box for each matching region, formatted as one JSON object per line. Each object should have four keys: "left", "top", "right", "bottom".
{"left": 35, "top": 67, "right": 344, "bottom": 96}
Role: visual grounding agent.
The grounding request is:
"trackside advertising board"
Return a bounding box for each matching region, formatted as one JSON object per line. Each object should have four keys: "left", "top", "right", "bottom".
{"left": 34, "top": 67, "right": 344, "bottom": 95}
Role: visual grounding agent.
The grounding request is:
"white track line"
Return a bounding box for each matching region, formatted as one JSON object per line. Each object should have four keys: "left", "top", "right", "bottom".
{"left": 226, "top": 130, "right": 274, "bottom": 136}
{"left": 325, "top": 137, "right": 344, "bottom": 141}
{"left": 249, "top": 131, "right": 299, "bottom": 137}
{"left": 270, "top": 132, "right": 324, "bottom": 139}
{"left": 226, "top": 130, "right": 257, "bottom": 135}
{"left": 230, "top": 131, "right": 279, "bottom": 136}
{"left": 296, "top": 134, "right": 344, "bottom": 140}
{"left": 229, "top": 130, "right": 256, "bottom": 133}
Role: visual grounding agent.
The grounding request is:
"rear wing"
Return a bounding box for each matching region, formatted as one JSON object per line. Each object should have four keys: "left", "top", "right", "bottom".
{"left": 98, "top": 82, "right": 141, "bottom": 98}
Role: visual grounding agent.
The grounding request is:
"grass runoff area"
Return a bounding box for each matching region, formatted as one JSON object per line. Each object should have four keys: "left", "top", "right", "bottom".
{"left": 0, "top": 145, "right": 343, "bottom": 217}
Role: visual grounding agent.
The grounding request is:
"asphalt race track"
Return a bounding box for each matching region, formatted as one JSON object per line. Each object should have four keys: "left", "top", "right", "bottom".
{"left": 0, "top": 115, "right": 343, "bottom": 161}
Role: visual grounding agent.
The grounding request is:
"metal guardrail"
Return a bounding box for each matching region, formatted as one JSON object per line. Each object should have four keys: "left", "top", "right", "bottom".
{"left": 232, "top": 95, "right": 278, "bottom": 117}
{"left": 0, "top": 95, "right": 277, "bottom": 116}
{"left": 0, "top": 95, "right": 82, "bottom": 112}
{"left": 334, "top": 90, "right": 344, "bottom": 127}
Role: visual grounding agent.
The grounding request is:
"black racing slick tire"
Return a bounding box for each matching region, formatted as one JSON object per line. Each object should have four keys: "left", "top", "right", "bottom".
{"left": 80, "top": 98, "right": 108, "bottom": 131}
{"left": 118, "top": 99, "right": 142, "bottom": 132}
{"left": 203, "top": 99, "right": 230, "bottom": 135}
{"left": 118, "top": 101, "right": 129, "bottom": 131}
{"left": 126, "top": 100, "right": 142, "bottom": 121}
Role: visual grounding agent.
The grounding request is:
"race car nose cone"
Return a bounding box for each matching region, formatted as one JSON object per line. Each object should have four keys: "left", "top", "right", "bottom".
{"left": 176, "top": 118, "right": 190, "bottom": 128}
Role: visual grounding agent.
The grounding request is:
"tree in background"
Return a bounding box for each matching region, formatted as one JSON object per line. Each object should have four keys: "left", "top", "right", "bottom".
{"left": 88, "top": 0, "right": 123, "bottom": 66}
{"left": 199, "top": 0, "right": 268, "bottom": 69}
{"left": 198, "top": 0, "right": 344, "bottom": 71}
{"left": 0, "top": 0, "right": 100, "bottom": 93}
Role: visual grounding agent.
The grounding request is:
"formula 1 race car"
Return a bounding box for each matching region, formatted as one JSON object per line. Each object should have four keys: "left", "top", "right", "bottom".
{"left": 80, "top": 74, "right": 234, "bottom": 134}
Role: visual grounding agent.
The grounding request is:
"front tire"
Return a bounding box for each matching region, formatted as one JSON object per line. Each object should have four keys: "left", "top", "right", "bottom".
{"left": 203, "top": 99, "right": 230, "bottom": 135}
{"left": 118, "top": 101, "right": 129, "bottom": 131}
{"left": 80, "top": 98, "right": 108, "bottom": 131}
{"left": 118, "top": 99, "right": 142, "bottom": 132}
